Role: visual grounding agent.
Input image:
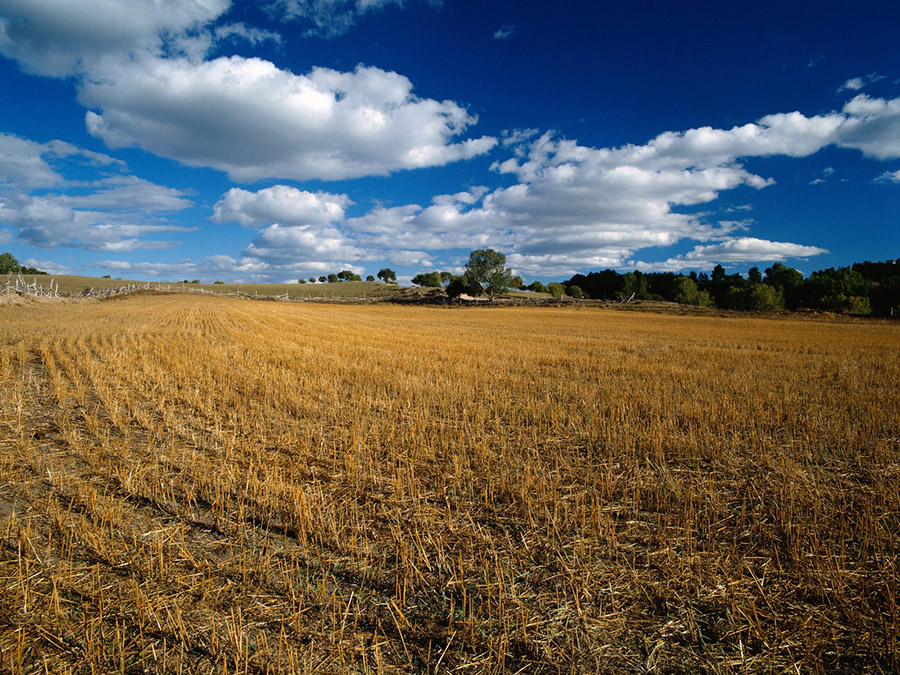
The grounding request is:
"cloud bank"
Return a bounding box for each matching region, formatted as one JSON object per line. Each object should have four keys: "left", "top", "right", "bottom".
{"left": 0, "top": 133, "right": 193, "bottom": 251}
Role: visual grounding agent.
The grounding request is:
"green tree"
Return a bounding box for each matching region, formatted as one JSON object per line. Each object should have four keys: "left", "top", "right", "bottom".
{"left": 445, "top": 274, "right": 482, "bottom": 299}
{"left": 526, "top": 280, "right": 547, "bottom": 293}
{"left": 411, "top": 271, "right": 442, "bottom": 287}
{"left": 327, "top": 273, "right": 339, "bottom": 283}
{"left": 440, "top": 271, "right": 453, "bottom": 286}
{"left": 745, "top": 284, "right": 784, "bottom": 311}
{"left": 620, "top": 271, "right": 648, "bottom": 300}
{"left": 567, "top": 284, "right": 584, "bottom": 299}
{"left": 673, "top": 276, "right": 711, "bottom": 307}
{"left": 377, "top": 268, "right": 397, "bottom": 283}
{"left": 365, "top": 274, "right": 375, "bottom": 281}
{"left": 463, "top": 248, "right": 513, "bottom": 301}
{"left": 546, "top": 282, "right": 566, "bottom": 299}
{"left": 0, "top": 252, "right": 19, "bottom": 274}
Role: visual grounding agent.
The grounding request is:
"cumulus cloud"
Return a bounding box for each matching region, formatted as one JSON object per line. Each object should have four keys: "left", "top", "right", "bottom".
{"left": 840, "top": 77, "right": 865, "bottom": 92}
{"left": 94, "top": 254, "right": 273, "bottom": 282}
{"left": 838, "top": 73, "right": 884, "bottom": 93}
{"left": 212, "top": 186, "right": 350, "bottom": 227}
{"left": 874, "top": 169, "right": 900, "bottom": 184}
{"left": 0, "top": 132, "right": 194, "bottom": 251}
{"left": 1, "top": 1, "right": 495, "bottom": 182}
{"left": 634, "top": 238, "right": 828, "bottom": 271}
{"left": 21, "top": 258, "right": 72, "bottom": 275}
{"left": 0, "top": 0, "right": 230, "bottom": 76}
{"left": 4, "top": 193, "right": 192, "bottom": 251}
{"left": 231, "top": 95, "right": 898, "bottom": 276}
{"left": 81, "top": 58, "right": 496, "bottom": 181}
{"left": 0, "top": 132, "right": 122, "bottom": 189}
{"left": 244, "top": 223, "right": 365, "bottom": 263}
{"left": 838, "top": 95, "right": 900, "bottom": 159}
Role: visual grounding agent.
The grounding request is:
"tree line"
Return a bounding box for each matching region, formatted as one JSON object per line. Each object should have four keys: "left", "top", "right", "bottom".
{"left": 6, "top": 248, "right": 897, "bottom": 314}
{"left": 0, "top": 252, "right": 46, "bottom": 275}
{"left": 562, "top": 260, "right": 900, "bottom": 315}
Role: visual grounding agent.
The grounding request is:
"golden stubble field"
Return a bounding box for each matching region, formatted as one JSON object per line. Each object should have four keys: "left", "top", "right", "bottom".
{"left": 0, "top": 294, "right": 897, "bottom": 673}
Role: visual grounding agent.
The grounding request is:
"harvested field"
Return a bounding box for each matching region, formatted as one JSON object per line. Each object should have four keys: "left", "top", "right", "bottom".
{"left": 0, "top": 294, "right": 897, "bottom": 673}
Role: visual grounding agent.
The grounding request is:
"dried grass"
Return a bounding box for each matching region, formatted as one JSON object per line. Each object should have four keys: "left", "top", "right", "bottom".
{"left": 0, "top": 294, "right": 897, "bottom": 673}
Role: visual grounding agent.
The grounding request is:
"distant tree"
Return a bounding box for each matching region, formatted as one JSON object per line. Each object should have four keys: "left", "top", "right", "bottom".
{"left": 526, "top": 280, "right": 547, "bottom": 293}
{"left": 337, "top": 270, "right": 361, "bottom": 282}
{"left": 0, "top": 252, "right": 45, "bottom": 275}
{"left": 440, "top": 271, "right": 453, "bottom": 286}
{"left": 298, "top": 278, "right": 307, "bottom": 283}
{"left": 327, "top": 273, "right": 339, "bottom": 283}
{"left": 411, "top": 271, "right": 442, "bottom": 287}
{"left": 744, "top": 284, "right": 784, "bottom": 311}
{"left": 366, "top": 274, "right": 375, "bottom": 281}
{"left": 760, "top": 263, "right": 804, "bottom": 310}
{"left": 620, "top": 271, "right": 648, "bottom": 300}
{"left": 214, "top": 280, "right": 225, "bottom": 285}
{"left": 748, "top": 266, "right": 762, "bottom": 284}
{"left": 102, "top": 274, "right": 111, "bottom": 279}
{"left": 673, "top": 276, "right": 711, "bottom": 307}
{"left": 0, "top": 252, "right": 18, "bottom": 274}
{"left": 567, "top": 284, "right": 584, "bottom": 299}
{"left": 191, "top": 280, "right": 200, "bottom": 284}
{"left": 546, "top": 282, "right": 566, "bottom": 299}
{"left": 463, "top": 248, "right": 513, "bottom": 300}
{"left": 377, "top": 268, "right": 397, "bottom": 283}
{"left": 803, "top": 267, "right": 870, "bottom": 313}
{"left": 445, "top": 274, "right": 483, "bottom": 299}
{"left": 509, "top": 275, "right": 524, "bottom": 290}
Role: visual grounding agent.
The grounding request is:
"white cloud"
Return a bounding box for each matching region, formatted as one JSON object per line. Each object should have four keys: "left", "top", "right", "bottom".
{"left": 493, "top": 25, "right": 515, "bottom": 40}
{"left": 266, "top": 0, "right": 436, "bottom": 38}
{"left": 874, "top": 169, "right": 900, "bottom": 184}
{"left": 244, "top": 223, "right": 366, "bottom": 263}
{"left": 634, "top": 238, "right": 828, "bottom": 271}
{"left": 840, "top": 77, "right": 865, "bottom": 92}
{"left": 22, "top": 258, "right": 71, "bottom": 275}
{"left": 838, "top": 73, "right": 884, "bottom": 93}
{"left": 213, "top": 22, "right": 281, "bottom": 46}
{"left": 232, "top": 95, "right": 894, "bottom": 276}
{"left": 0, "top": 132, "right": 194, "bottom": 251}
{"left": 82, "top": 58, "right": 497, "bottom": 181}
{"left": 212, "top": 186, "right": 350, "bottom": 227}
{"left": 94, "top": 254, "right": 272, "bottom": 282}
{"left": 2, "top": 2, "right": 494, "bottom": 182}
{"left": 0, "top": 228, "right": 11, "bottom": 244}
{"left": 5, "top": 193, "right": 192, "bottom": 251}
{"left": 0, "top": 0, "right": 230, "bottom": 76}
{"left": 0, "top": 132, "right": 122, "bottom": 190}
{"left": 838, "top": 95, "right": 900, "bottom": 159}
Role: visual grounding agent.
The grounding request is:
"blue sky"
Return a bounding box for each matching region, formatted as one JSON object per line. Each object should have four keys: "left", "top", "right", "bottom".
{"left": 0, "top": 0, "right": 898, "bottom": 283}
